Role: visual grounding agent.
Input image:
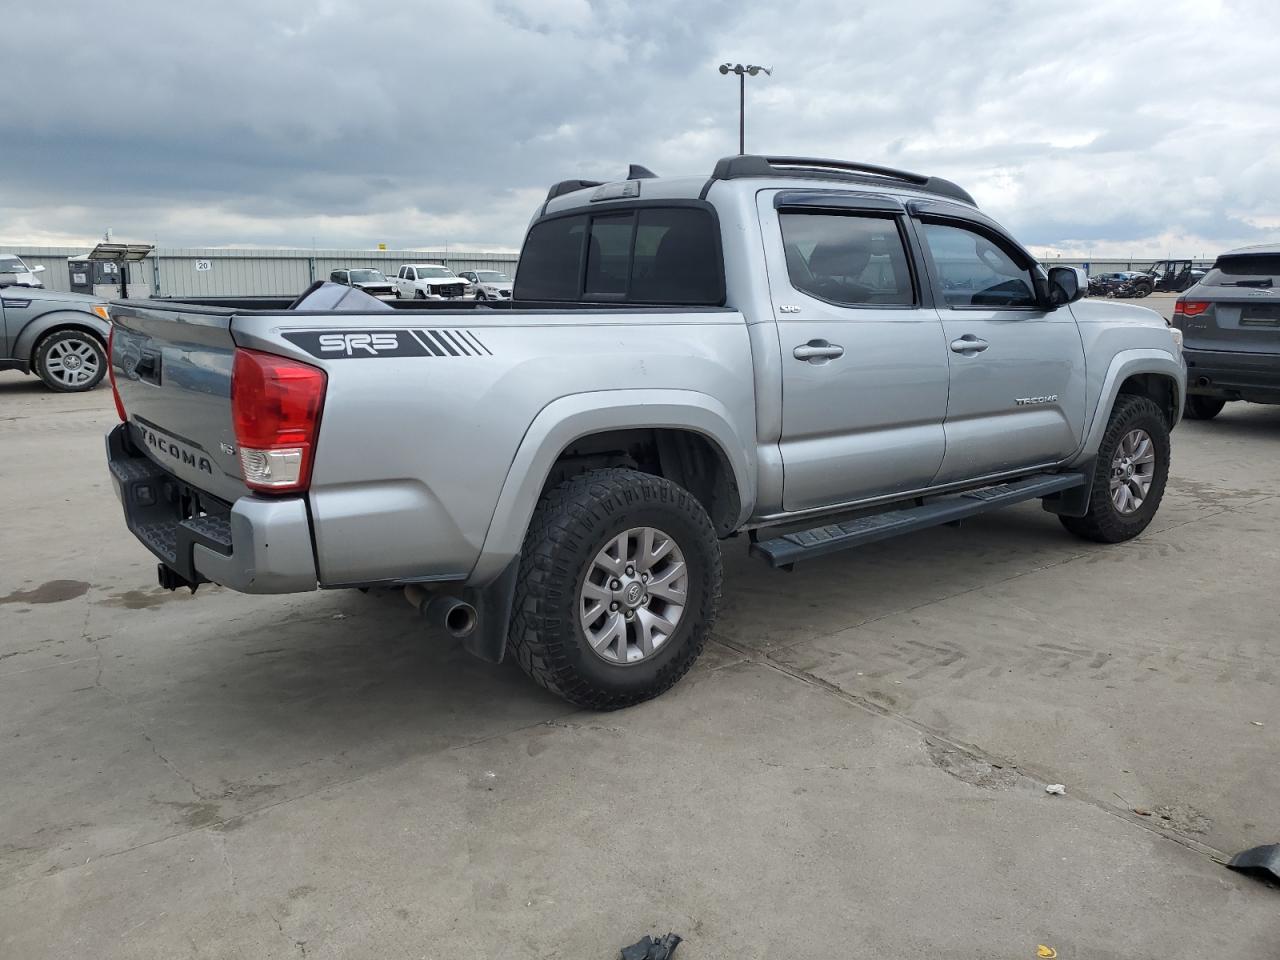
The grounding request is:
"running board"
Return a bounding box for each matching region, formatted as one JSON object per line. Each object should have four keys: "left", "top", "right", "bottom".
{"left": 750, "top": 473, "right": 1088, "bottom": 569}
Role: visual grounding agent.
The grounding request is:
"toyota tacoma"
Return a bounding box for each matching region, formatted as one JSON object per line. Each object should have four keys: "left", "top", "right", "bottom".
{"left": 105, "top": 155, "right": 1186, "bottom": 708}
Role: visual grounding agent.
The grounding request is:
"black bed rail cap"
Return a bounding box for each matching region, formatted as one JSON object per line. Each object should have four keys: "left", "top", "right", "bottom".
{"left": 709, "top": 155, "right": 976, "bottom": 206}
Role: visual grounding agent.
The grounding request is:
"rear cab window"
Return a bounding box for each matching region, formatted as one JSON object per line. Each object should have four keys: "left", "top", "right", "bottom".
{"left": 514, "top": 205, "right": 724, "bottom": 305}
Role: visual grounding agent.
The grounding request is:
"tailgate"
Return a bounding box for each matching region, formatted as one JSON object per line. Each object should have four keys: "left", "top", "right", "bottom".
{"left": 110, "top": 302, "right": 247, "bottom": 503}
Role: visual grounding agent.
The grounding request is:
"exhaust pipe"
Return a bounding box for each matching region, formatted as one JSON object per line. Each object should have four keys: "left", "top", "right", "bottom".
{"left": 404, "top": 585, "right": 478, "bottom": 638}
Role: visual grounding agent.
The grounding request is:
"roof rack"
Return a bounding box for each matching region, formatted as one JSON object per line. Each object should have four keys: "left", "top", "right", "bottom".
{"left": 709, "top": 155, "right": 976, "bottom": 206}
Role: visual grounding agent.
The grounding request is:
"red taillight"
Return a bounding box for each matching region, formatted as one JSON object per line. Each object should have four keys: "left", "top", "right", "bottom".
{"left": 231, "top": 348, "right": 327, "bottom": 493}
{"left": 1174, "top": 300, "right": 1210, "bottom": 317}
{"left": 107, "top": 325, "right": 127, "bottom": 422}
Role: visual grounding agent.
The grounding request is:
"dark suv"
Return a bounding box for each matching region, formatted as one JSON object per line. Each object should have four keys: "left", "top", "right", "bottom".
{"left": 1172, "top": 244, "right": 1280, "bottom": 419}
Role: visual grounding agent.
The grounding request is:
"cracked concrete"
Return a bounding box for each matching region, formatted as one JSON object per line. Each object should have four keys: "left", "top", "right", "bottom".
{"left": 1, "top": 362, "right": 1278, "bottom": 958}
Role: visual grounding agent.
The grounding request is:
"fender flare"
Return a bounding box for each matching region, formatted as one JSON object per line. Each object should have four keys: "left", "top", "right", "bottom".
{"left": 1071, "top": 348, "right": 1186, "bottom": 466}
{"left": 468, "top": 388, "right": 756, "bottom": 584}
{"left": 12, "top": 309, "right": 111, "bottom": 363}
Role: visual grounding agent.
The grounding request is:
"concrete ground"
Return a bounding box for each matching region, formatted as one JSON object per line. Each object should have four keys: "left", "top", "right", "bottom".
{"left": 2, "top": 320, "right": 1277, "bottom": 958}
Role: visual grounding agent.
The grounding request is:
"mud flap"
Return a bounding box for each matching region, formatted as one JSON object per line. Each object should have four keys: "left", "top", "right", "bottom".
{"left": 1042, "top": 457, "right": 1095, "bottom": 518}
{"left": 459, "top": 557, "right": 520, "bottom": 664}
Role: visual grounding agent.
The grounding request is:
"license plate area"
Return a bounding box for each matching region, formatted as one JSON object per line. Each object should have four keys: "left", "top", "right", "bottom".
{"left": 1240, "top": 305, "right": 1280, "bottom": 326}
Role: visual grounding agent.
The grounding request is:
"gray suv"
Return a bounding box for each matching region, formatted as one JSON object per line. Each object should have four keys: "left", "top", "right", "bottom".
{"left": 1, "top": 285, "right": 112, "bottom": 391}
{"left": 105, "top": 154, "right": 1185, "bottom": 708}
{"left": 1172, "top": 244, "right": 1280, "bottom": 419}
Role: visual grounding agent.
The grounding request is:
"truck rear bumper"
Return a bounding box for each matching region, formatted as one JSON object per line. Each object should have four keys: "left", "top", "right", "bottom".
{"left": 1184, "top": 347, "right": 1280, "bottom": 402}
{"left": 106, "top": 424, "right": 318, "bottom": 593}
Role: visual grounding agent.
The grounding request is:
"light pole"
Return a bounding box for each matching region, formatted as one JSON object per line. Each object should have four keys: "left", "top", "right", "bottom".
{"left": 719, "top": 63, "right": 771, "bottom": 155}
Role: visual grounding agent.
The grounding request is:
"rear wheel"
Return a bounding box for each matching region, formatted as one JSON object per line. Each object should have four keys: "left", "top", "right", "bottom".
{"left": 508, "top": 468, "right": 722, "bottom": 710}
{"left": 1060, "top": 395, "right": 1170, "bottom": 543}
{"left": 33, "top": 329, "right": 106, "bottom": 392}
{"left": 1183, "top": 395, "right": 1226, "bottom": 420}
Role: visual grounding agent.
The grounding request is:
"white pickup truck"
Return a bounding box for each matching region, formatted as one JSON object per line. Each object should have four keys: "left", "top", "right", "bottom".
{"left": 105, "top": 155, "right": 1185, "bottom": 709}
{"left": 391, "top": 263, "right": 468, "bottom": 300}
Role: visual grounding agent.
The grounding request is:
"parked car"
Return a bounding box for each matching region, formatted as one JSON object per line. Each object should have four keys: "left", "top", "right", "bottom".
{"left": 1171, "top": 243, "right": 1280, "bottom": 420}
{"left": 1, "top": 286, "right": 111, "bottom": 391}
{"left": 105, "top": 154, "right": 1184, "bottom": 709}
{"left": 392, "top": 263, "right": 468, "bottom": 300}
{"left": 458, "top": 270, "right": 513, "bottom": 300}
{"left": 1090, "top": 271, "right": 1152, "bottom": 298}
{"left": 1143, "top": 260, "right": 1205, "bottom": 294}
{"left": 329, "top": 268, "right": 395, "bottom": 298}
{"left": 0, "top": 254, "right": 47, "bottom": 289}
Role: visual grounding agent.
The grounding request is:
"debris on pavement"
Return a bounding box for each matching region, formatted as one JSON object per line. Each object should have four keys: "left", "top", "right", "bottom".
{"left": 1133, "top": 807, "right": 1152, "bottom": 817}
{"left": 1226, "top": 843, "right": 1280, "bottom": 884}
{"left": 1045, "top": 784, "right": 1067, "bottom": 796}
{"left": 619, "top": 932, "right": 682, "bottom": 959}
{"left": 1250, "top": 721, "right": 1263, "bottom": 726}
{"left": 1036, "top": 947, "right": 1058, "bottom": 959}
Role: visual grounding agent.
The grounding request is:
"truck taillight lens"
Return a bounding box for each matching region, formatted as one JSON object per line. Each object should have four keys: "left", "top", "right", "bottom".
{"left": 107, "top": 325, "right": 127, "bottom": 422}
{"left": 231, "top": 349, "right": 326, "bottom": 493}
{"left": 1174, "top": 300, "right": 1210, "bottom": 317}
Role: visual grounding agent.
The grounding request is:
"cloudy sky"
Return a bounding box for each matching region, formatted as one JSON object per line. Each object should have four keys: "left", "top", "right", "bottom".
{"left": 2, "top": 0, "right": 1276, "bottom": 257}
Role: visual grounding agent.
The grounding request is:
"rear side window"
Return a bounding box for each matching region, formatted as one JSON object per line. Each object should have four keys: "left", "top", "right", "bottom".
{"left": 920, "top": 221, "right": 1038, "bottom": 308}
{"left": 1203, "top": 254, "right": 1280, "bottom": 287}
{"left": 515, "top": 206, "right": 722, "bottom": 305}
{"left": 779, "top": 212, "right": 914, "bottom": 306}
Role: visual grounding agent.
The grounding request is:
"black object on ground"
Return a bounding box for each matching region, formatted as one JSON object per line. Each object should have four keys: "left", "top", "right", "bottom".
{"left": 1227, "top": 843, "right": 1280, "bottom": 884}
{"left": 619, "top": 932, "right": 682, "bottom": 959}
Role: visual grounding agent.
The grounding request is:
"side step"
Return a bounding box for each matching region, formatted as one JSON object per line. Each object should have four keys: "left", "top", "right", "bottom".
{"left": 750, "top": 473, "right": 1087, "bottom": 569}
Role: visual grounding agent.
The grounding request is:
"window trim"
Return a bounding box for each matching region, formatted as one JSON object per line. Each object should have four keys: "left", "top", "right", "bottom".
{"left": 514, "top": 199, "right": 727, "bottom": 306}
{"left": 912, "top": 214, "right": 1046, "bottom": 313}
{"left": 777, "top": 208, "right": 923, "bottom": 311}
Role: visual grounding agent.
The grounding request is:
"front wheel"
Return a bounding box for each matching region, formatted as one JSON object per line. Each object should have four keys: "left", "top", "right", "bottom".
{"left": 1183, "top": 395, "right": 1226, "bottom": 420}
{"left": 1060, "top": 395, "right": 1170, "bottom": 543}
{"left": 508, "top": 468, "right": 722, "bottom": 710}
{"left": 33, "top": 329, "right": 107, "bottom": 392}
{"left": 393, "top": 289, "right": 401, "bottom": 298}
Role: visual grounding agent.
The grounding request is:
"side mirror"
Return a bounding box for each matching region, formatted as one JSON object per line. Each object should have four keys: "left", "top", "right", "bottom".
{"left": 32, "top": 264, "right": 46, "bottom": 273}
{"left": 1047, "top": 265, "right": 1086, "bottom": 306}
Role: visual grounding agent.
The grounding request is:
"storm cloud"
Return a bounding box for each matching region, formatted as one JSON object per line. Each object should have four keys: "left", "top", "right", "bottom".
{"left": 2, "top": 0, "right": 1276, "bottom": 256}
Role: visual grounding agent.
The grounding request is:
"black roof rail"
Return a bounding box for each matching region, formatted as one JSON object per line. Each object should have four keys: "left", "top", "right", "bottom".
{"left": 708, "top": 155, "right": 976, "bottom": 206}
{"left": 546, "top": 179, "right": 603, "bottom": 202}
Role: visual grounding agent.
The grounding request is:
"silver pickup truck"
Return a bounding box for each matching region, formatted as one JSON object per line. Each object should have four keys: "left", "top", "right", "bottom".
{"left": 105, "top": 155, "right": 1186, "bottom": 709}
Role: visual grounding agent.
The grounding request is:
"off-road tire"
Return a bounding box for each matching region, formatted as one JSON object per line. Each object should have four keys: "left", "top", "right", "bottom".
{"left": 508, "top": 468, "right": 722, "bottom": 710}
{"left": 1059, "top": 395, "right": 1170, "bottom": 543}
{"left": 1183, "top": 395, "right": 1226, "bottom": 421}
{"left": 33, "top": 329, "right": 107, "bottom": 392}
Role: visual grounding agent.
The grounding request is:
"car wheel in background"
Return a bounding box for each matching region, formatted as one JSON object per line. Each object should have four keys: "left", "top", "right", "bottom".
{"left": 508, "top": 468, "right": 722, "bottom": 710}
{"left": 33, "top": 329, "right": 107, "bottom": 392}
{"left": 1183, "top": 395, "right": 1226, "bottom": 420}
{"left": 393, "top": 289, "right": 400, "bottom": 298}
{"left": 414, "top": 290, "right": 426, "bottom": 300}
{"left": 1059, "top": 395, "right": 1170, "bottom": 544}
{"left": 475, "top": 290, "right": 487, "bottom": 301}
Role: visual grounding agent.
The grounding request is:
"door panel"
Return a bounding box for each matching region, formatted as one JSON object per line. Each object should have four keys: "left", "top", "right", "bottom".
{"left": 916, "top": 218, "right": 1086, "bottom": 483}
{"left": 760, "top": 196, "right": 951, "bottom": 512}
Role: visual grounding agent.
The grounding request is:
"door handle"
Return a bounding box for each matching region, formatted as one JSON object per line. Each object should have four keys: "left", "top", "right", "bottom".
{"left": 950, "top": 335, "right": 990, "bottom": 355}
{"left": 793, "top": 340, "right": 844, "bottom": 362}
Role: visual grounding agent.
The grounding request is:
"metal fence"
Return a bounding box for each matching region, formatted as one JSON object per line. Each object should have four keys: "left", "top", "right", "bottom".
{"left": 2, "top": 245, "right": 1214, "bottom": 298}
{"left": 1, "top": 246, "right": 519, "bottom": 297}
